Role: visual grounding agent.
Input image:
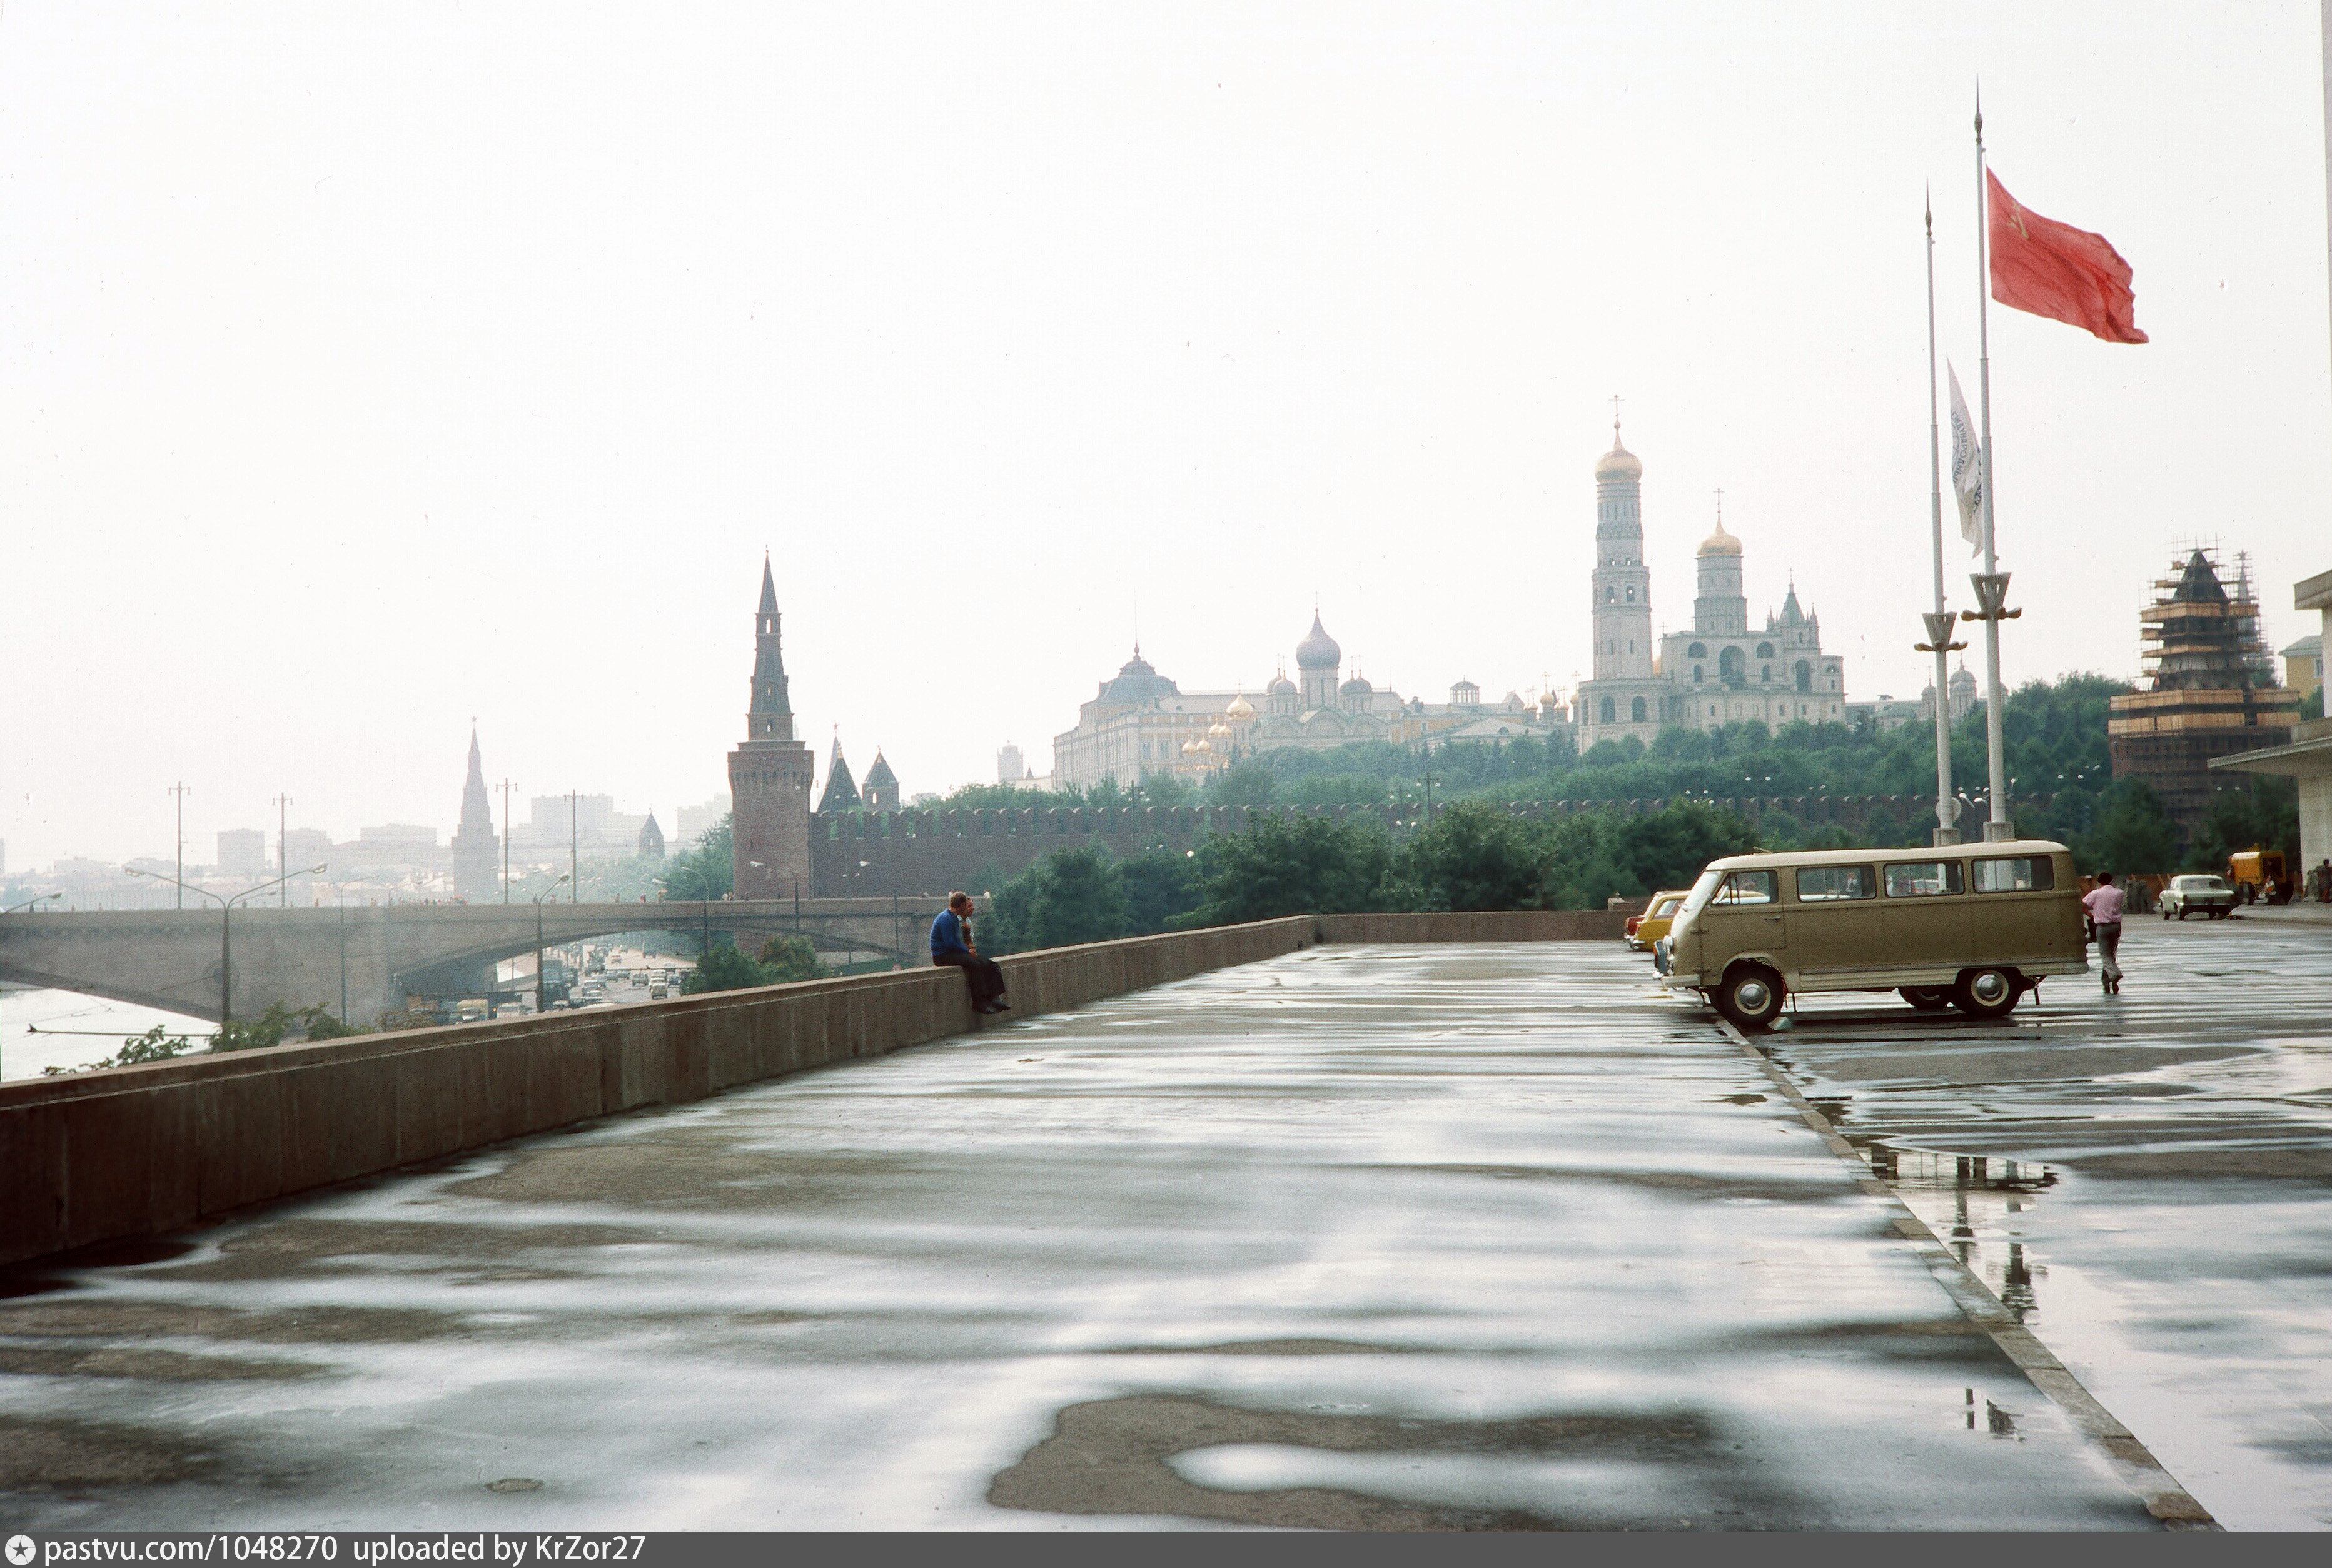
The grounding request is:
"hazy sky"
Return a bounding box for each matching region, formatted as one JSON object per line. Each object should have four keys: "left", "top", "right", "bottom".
{"left": 5, "top": 2, "right": 2328, "bottom": 868}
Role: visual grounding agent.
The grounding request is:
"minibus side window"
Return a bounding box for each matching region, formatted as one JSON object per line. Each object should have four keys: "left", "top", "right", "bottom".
{"left": 1795, "top": 865, "right": 1875, "bottom": 902}
{"left": 1715, "top": 870, "right": 1779, "bottom": 905}
{"left": 1973, "top": 857, "right": 2054, "bottom": 893}
{"left": 1882, "top": 860, "right": 1965, "bottom": 897}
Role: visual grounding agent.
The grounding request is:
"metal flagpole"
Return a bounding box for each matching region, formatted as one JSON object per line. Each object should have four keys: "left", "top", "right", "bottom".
{"left": 1918, "top": 189, "right": 1966, "bottom": 846}
{"left": 1971, "top": 89, "right": 2016, "bottom": 841}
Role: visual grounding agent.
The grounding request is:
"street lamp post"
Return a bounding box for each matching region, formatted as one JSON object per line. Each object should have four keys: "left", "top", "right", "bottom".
{"left": 274, "top": 793, "right": 293, "bottom": 907}
{"left": 168, "top": 783, "right": 191, "bottom": 910}
{"left": 533, "top": 875, "right": 571, "bottom": 1013}
{"left": 125, "top": 864, "right": 326, "bottom": 1028}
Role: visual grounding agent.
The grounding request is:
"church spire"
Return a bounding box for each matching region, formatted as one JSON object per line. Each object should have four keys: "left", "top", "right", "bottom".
{"left": 747, "top": 558, "right": 794, "bottom": 740}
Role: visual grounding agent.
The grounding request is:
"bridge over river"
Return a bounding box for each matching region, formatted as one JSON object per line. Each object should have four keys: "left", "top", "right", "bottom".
{"left": 0, "top": 898, "right": 940, "bottom": 1025}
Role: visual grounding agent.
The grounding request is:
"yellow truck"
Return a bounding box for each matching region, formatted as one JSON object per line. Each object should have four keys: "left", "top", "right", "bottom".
{"left": 2227, "top": 846, "right": 2293, "bottom": 905}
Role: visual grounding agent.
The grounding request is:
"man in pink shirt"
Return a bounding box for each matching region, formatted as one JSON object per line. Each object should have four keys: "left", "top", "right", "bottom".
{"left": 2082, "top": 872, "right": 2126, "bottom": 994}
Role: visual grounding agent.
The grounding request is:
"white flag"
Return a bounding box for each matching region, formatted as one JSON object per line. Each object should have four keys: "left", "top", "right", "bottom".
{"left": 1946, "top": 362, "right": 1984, "bottom": 555}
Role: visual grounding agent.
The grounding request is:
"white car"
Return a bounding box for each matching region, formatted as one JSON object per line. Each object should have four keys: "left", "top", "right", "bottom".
{"left": 2159, "top": 874, "right": 2238, "bottom": 920}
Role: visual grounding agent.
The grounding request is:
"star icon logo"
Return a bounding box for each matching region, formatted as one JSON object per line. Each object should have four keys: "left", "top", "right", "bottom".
{"left": 6, "top": 1535, "right": 36, "bottom": 1566}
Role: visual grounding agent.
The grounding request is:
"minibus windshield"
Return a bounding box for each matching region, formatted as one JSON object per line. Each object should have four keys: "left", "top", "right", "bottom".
{"left": 1678, "top": 867, "right": 1726, "bottom": 920}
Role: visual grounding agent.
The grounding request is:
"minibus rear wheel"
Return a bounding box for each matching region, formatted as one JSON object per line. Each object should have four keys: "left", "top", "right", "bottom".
{"left": 1953, "top": 967, "right": 2021, "bottom": 1020}
{"left": 1717, "top": 965, "right": 1786, "bottom": 1030}
{"left": 1900, "top": 986, "right": 1952, "bottom": 1011}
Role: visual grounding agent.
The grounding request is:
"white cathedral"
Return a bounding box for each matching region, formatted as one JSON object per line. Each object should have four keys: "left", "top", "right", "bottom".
{"left": 1573, "top": 420, "right": 1845, "bottom": 752}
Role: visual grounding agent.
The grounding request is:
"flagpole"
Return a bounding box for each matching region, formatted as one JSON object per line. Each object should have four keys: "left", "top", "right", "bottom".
{"left": 1922, "top": 191, "right": 1961, "bottom": 846}
{"left": 1973, "top": 89, "right": 2012, "bottom": 841}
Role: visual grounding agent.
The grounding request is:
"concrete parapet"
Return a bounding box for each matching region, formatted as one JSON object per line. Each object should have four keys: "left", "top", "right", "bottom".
{"left": 0, "top": 910, "right": 1643, "bottom": 1269}
{"left": 1314, "top": 911, "right": 1628, "bottom": 943}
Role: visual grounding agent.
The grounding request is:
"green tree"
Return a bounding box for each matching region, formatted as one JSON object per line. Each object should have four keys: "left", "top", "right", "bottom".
{"left": 659, "top": 815, "right": 735, "bottom": 902}
{"left": 2182, "top": 778, "right": 2299, "bottom": 873}
{"left": 1039, "top": 848, "right": 1128, "bottom": 947}
{"left": 680, "top": 942, "right": 772, "bottom": 995}
{"left": 210, "top": 1002, "right": 361, "bottom": 1052}
{"left": 1191, "top": 813, "right": 1391, "bottom": 925}
{"left": 754, "top": 933, "right": 832, "bottom": 983}
{"left": 1535, "top": 801, "right": 1755, "bottom": 910}
{"left": 1390, "top": 800, "right": 1549, "bottom": 911}
{"left": 1118, "top": 847, "right": 1205, "bottom": 935}
{"left": 2076, "top": 779, "right": 2182, "bottom": 875}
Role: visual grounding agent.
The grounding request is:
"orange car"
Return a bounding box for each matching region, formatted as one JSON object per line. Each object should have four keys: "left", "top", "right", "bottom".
{"left": 1625, "top": 890, "right": 1690, "bottom": 952}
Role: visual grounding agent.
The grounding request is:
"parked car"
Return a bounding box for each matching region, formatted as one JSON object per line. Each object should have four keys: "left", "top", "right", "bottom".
{"left": 1625, "top": 890, "right": 1690, "bottom": 952}
{"left": 1661, "top": 841, "right": 2085, "bottom": 1029}
{"left": 2159, "top": 874, "right": 2238, "bottom": 920}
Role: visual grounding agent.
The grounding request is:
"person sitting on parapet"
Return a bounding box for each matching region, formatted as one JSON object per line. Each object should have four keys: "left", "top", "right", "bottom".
{"left": 932, "top": 891, "right": 1009, "bottom": 1015}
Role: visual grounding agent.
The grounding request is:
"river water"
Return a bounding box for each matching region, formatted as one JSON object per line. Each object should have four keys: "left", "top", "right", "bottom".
{"left": 0, "top": 984, "right": 216, "bottom": 1081}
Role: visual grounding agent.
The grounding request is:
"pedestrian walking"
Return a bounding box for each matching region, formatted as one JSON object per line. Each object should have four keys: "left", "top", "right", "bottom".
{"left": 2083, "top": 872, "right": 2126, "bottom": 995}
{"left": 931, "top": 891, "right": 1009, "bottom": 1015}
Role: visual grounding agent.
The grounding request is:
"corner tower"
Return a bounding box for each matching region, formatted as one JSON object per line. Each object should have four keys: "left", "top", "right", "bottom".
{"left": 728, "top": 558, "right": 815, "bottom": 898}
{"left": 450, "top": 726, "right": 500, "bottom": 901}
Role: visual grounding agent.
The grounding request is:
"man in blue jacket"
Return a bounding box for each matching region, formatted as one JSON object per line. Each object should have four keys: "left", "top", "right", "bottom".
{"left": 932, "top": 891, "right": 1009, "bottom": 1014}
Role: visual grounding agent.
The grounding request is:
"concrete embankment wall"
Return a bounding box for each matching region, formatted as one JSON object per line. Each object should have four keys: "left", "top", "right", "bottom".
{"left": 0, "top": 912, "right": 1623, "bottom": 1269}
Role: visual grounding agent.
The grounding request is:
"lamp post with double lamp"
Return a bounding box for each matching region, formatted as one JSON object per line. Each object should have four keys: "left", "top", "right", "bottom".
{"left": 532, "top": 875, "right": 570, "bottom": 1012}
{"left": 124, "top": 865, "right": 327, "bottom": 1029}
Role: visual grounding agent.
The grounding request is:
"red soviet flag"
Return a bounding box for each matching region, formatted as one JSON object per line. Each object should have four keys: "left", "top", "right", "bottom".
{"left": 1987, "top": 169, "right": 2147, "bottom": 343}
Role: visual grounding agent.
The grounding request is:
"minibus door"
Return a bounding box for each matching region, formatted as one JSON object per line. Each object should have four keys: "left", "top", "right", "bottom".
{"left": 1879, "top": 858, "right": 1972, "bottom": 964}
{"left": 1699, "top": 869, "right": 1784, "bottom": 974}
{"left": 1784, "top": 864, "right": 1879, "bottom": 980}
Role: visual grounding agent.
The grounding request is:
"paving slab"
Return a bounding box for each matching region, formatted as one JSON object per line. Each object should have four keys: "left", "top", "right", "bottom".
{"left": 1, "top": 943, "right": 2162, "bottom": 1530}
{"left": 1744, "top": 915, "right": 2332, "bottom": 1530}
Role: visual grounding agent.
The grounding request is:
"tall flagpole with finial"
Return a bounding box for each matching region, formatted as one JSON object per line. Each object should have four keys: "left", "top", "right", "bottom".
{"left": 1971, "top": 86, "right": 2014, "bottom": 840}
{"left": 1917, "top": 186, "right": 1966, "bottom": 845}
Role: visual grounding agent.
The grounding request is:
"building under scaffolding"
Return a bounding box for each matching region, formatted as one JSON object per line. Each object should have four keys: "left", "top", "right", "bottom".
{"left": 2107, "top": 548, "right": 2300, "bottom": 829}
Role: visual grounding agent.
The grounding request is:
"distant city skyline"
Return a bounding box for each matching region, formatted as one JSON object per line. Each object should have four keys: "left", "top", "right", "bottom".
{"left": 6, "top": 3, "right": 2329, "bottom": 866}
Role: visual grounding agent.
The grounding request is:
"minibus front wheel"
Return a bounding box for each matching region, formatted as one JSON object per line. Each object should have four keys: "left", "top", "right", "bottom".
{"left": 1953, "top": 967, "right": 2021, "bottom": 1020}
{"left": 1716, "top": 964, "right": 1786, "bottom": 1030}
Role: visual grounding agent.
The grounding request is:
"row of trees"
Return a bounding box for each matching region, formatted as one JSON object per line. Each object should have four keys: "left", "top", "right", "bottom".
{"left": 926, "top": 674, "right": 2298, "bottom": 872}
{"left": 971, "top": 800, "right": 1759, "bottom": 956}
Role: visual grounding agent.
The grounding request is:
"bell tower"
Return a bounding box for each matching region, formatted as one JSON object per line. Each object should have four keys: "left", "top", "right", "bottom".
{"left": 1590, "top": 415, "right": 1653, "bottom": 682}
{"left": 727, "top": 557, "right": 815, "bottom": 898}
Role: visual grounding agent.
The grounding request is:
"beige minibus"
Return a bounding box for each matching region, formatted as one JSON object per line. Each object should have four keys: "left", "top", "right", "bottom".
{"left": 1658, "top": 840, "right": 2086, "bottom": 1030}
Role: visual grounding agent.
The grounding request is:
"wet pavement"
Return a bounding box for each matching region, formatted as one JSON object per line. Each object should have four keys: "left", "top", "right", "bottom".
{"left": 1754, "top": 915, "right": 2332, "bottom": 1531}
{"left": 1, "top": 943, "right": 2193, "bottom": 1531}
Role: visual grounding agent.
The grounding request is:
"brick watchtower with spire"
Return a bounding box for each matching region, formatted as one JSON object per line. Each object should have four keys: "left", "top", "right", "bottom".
{"left": 728, "top": 559, "right": 816, "bottom": 898}
{"left": 450, "top": 726, "right": 500, "bottom": 901}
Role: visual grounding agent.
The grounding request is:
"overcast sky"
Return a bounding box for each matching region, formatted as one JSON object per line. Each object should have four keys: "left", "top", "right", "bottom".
{"left": 4, "top": 1, "right": 2328, "bottom": 868}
